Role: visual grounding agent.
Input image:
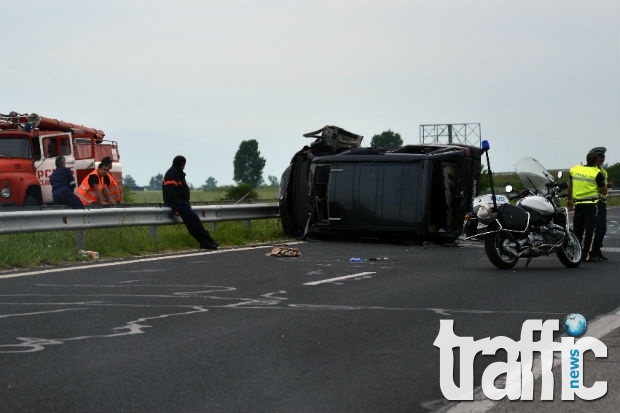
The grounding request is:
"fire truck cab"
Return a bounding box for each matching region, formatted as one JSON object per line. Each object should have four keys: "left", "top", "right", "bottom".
{"left": 0, "top": 111, "right": 122, "bottom": 207}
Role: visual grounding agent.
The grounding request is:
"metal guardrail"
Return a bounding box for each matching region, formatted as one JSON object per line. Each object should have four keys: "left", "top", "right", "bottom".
{"left": 0, "top": 203, "right": 280, "bottom": 248}
{"left": 0, "top": 203, "right": 279, "bottom": 234}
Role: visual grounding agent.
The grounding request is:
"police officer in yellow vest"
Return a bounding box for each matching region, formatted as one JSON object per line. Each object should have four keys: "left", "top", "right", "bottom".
{"left": 591, "top": 147, "right": 608, "bottom": 260}
{"left": 567, "top": 151, "right": 608, "bottom": 262}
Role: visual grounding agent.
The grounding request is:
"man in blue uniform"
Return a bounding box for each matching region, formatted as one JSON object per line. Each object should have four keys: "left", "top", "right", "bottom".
{"left": 49, "top": 156, "right": 83, "bottom": 209}
{"left": 162, "top": 155, "right": 218, "bottom": 250}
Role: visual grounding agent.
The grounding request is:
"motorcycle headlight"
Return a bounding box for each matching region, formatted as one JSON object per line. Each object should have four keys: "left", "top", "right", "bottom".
{"left": 0, "top": 186, "right": 11, "bottom": 199}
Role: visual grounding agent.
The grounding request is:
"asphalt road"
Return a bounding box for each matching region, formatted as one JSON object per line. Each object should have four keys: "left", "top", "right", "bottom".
{"left": 1, "top": 209, "right": 619, "bottom": 413}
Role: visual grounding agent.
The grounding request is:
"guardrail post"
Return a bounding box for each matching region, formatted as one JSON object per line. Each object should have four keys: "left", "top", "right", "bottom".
{"left": 76, "top": 230, "right": 86, "bottom": 250}
{"left": 210, "top": 222, "right": 217, "bottom": 234}
{"left": 244, "top": 220, "right": 251, "bottom": 229}
{"left": 149, "top": 226, "right": 158, "bottom": 240}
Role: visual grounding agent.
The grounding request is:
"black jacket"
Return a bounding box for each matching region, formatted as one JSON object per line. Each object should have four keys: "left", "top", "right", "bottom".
{"left": 49, "top": 166, "right": 76, "bottom": 192}
{"left": 162, "top": 165, "right": 191, "bottom": 210}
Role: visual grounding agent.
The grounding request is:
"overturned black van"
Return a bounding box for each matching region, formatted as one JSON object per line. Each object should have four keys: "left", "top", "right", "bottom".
{"left": 279, "top": 125, "right": 483, "bottom": 243}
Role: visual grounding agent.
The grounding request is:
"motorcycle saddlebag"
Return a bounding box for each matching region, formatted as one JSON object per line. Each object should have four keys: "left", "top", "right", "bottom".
{"left": 497, "top": 203, "right": 529, "bottom": 231}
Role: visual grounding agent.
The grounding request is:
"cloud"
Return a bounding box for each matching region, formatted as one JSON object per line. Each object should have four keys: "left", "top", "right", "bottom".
{"left": 0, "top": 64, "right": 15, "bottom": 76}
{"left": 2, "top": 0, "right": 618, "bottom": 186}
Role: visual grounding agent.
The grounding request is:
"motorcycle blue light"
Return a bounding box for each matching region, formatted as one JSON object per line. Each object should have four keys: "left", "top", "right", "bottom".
{"left": 481, "top": 140, "right": 490, "bottom": 151}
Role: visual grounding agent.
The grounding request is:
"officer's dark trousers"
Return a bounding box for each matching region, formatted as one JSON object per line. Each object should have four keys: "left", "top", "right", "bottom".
{"left": 593, "top": 200, "right": 607, "bottom": 252}
{"left": 52, "top": 188, "right": 84, "bottom": 209}
{"left": 573, "top": 203, "right": 597, "bottom": 256}
{"left": 176, "top": 200, "right": 214, "bottom": 245}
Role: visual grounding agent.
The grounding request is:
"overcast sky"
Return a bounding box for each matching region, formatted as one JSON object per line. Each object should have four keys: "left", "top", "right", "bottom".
{"left": 2, "top": 0, "right": 618, "bottom": 187}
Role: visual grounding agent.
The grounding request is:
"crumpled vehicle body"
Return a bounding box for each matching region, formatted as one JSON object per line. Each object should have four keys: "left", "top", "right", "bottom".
{"left": 279, "top": 125, "right": 482, "bottom": 243}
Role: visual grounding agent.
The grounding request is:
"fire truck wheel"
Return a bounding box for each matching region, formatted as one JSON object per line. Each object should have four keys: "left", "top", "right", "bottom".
{"left": 23, "top": 194, "right": 40, "bottom": 206}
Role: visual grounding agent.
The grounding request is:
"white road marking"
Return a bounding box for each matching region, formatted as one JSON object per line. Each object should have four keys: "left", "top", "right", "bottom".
{"left": 0, "top": 243, "right": 303, "bottom": 280}
{"left": 0, "top": 305, "right": 210, "bottom": 353}
{"left": 0, "top": 308, "right": 86, "bottom": 319}
{"left": 303, "top": 272, "right": 377, "bottom": 286}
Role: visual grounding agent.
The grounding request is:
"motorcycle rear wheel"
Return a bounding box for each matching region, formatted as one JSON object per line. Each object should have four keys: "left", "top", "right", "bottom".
{"left": 556, "top": 230, "right": 582, "bottom": 268}
{"left": 484, "top": 233, "right": 519, "bottom": 269}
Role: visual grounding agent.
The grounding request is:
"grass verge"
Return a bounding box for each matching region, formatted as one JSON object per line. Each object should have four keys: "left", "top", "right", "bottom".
{"left": 0, "top": 218, "right": 289, "bottom": 269}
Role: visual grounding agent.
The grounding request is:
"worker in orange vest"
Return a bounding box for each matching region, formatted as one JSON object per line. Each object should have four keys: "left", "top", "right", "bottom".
{"left": 100, "top": 156, "right": 123, "bottom": 203}
{"left": 76, "top": 161, "right": 117, "bottom": 206}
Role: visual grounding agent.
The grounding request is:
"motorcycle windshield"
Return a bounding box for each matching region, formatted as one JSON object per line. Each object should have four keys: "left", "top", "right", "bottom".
{"left": 514, "top": 157, "right": 554, "bottom": 191}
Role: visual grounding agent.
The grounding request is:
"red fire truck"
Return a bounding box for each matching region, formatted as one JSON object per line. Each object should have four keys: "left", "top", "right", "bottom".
{"left": 0, "top": 111, "right": 122, "bottom": 206}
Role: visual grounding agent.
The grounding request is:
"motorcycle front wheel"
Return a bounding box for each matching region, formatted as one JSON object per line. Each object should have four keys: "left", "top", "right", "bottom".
{"left": 484, "top": 233, "right": 519, "bottom": 269}
{"left": 556, "top": 230, "right": 582, "bottom": 268}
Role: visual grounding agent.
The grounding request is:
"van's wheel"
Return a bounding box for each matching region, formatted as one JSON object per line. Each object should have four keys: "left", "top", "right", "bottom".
{"left": 23, "top": 194, "right": 40, "bottom": 206}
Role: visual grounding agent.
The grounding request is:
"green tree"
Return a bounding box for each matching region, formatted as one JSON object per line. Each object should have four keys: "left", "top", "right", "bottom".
{"left": 122, "top": 186, "right": 135, "bottom": 204}
{"left": 370, "top": 130, "right": 403, "bottom": 149}
{"left": 605, "top": 162, "right": 619, "bottom": 188}
{"left": 203, "top": 176, "right": 218, "bottom": 190}
{"left": 224, "top": 183, "right": 258, "bottom": 202}
{"left": 233, "top": 139, "right": 266, "bottom": 187}
{"left": 123, "top": 174, "right": 137, "bottom": 187}
{"left": 266, "top": 175, "right": 279, "bottom": 187}
{"left": 148, "top": 173, "right": 163, "bottom": 190}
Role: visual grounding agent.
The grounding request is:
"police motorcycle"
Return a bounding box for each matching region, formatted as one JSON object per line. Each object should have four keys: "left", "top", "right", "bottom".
{"left": 462, "top": 141, "right": 582, "bottom": 269}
